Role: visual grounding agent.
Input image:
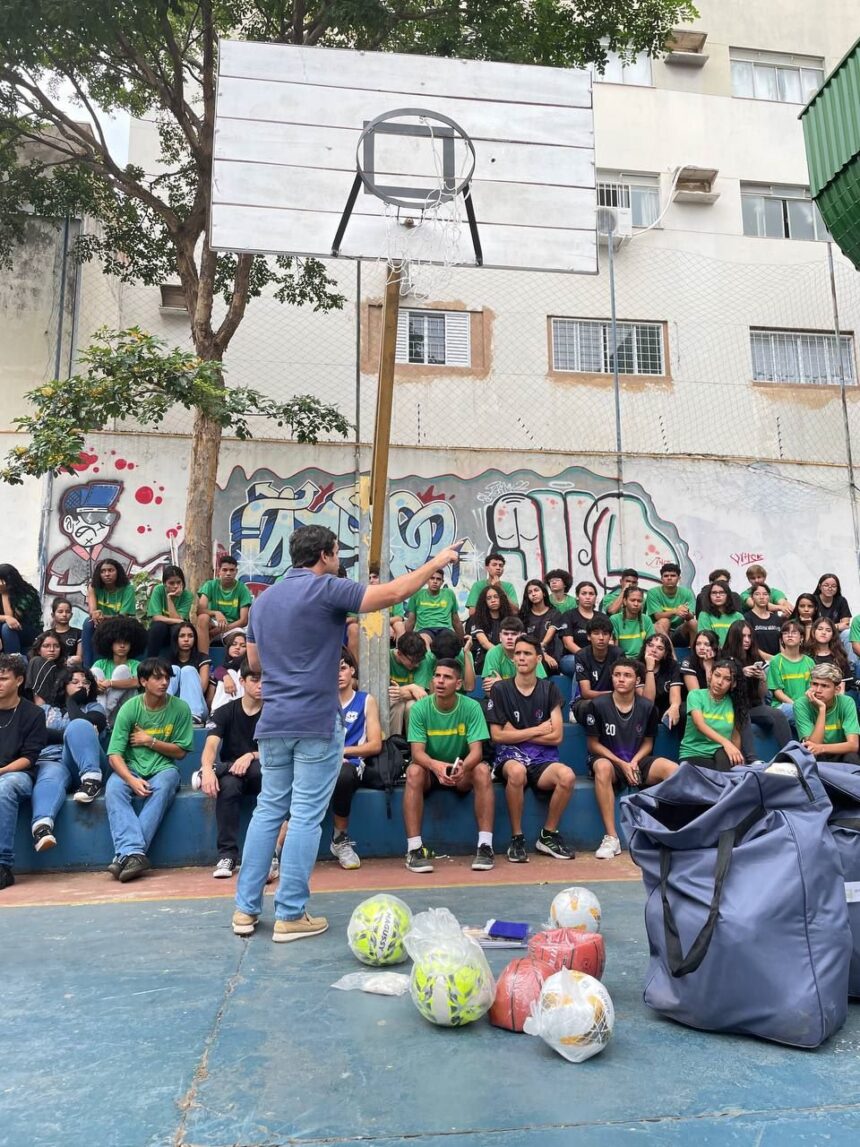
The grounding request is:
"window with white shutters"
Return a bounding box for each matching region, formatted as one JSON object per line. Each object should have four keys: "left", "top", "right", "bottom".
{"left": 395, "top": 310, "right": 472, "bottom": 367}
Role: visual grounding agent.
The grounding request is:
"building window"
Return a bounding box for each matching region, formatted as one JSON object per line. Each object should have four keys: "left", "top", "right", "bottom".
{"left": 593, "top": 49, "right": 652, "bottom": 87}
{"left": 597, "top": 174, "right": 660, "bottom": 228}
{"left": 395, "top": 309, "right": 471, "bottom": 367}
{"left": 751, "top": 329, "right": 855, "bottom": 386}
{"left": 730, "top": 49, "right": 823, "bottom": 103}
{"left": 552, "top": 318, "right": 665, "bottom": 376}
{"left": 741, "top": 184, "right": 830, "bottom": 241}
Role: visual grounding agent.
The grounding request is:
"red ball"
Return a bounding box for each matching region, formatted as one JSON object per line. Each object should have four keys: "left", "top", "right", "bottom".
{"left": 489, "top": 956, "right": 556, "bottom": 1032}
{"left": 528, "top": 928, "right": 606, "bottom": 979}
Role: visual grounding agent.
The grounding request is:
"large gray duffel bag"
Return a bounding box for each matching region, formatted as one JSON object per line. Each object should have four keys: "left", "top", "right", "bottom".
{"left": 816, "top": 760, "right": 860, "bottom": 997}
{"left": 620, "top": 744, "right": 852, "bottom": 1047}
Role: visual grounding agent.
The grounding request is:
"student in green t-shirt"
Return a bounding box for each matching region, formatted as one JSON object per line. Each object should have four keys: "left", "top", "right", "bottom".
{"left": 696, "top": 582, "right": 745, "bottom": 647}
{"left": 388, "top": 632, "right": 428, "bottom": 736}
{"left": 679, "top": 660, "right": 745, "bottom": 770}
{"left": 794, "top": 662, "right": 860, "bottom": 763}
{"left": 404, "top": 658, "right": 493, "bottom": 873}
{"left": 146, "top": 565, "right": 195, "bottom": 657}
{"left": 482, "top": 617, "right": 547, "bottom": 693}
{"left": 196, "top": 554, "right": 252, "bottom": 655}
{"left": 740, "top": 563, "right": 792, "bottom": 615}
{"left": 405, "top": 570, "right": 464, "bottom": 647}
{"left": 766, "top": 618, "right": 815, "bottom": 720}
{"left": 611, "top": 587, "right": 655, "bottom": 654}
{"left": 105, "top": 657, "right": 194, "bottom": 883}
{"left": 600, "top": 569, "right": 638, "bottom": 616}
{"left": 546, "top": 569, "right": 577, "bottom": 614}
{"left": 82, "top": 558, "right": 136, "bottom": 668}
{"left": 91, "top": 615, "right": 147, "bottom": 724}
{"left": 646, "top": 562, "right": 696, "bottom": 645}
{"left": 465, "top": 552, "right": 518, "bottom": 616}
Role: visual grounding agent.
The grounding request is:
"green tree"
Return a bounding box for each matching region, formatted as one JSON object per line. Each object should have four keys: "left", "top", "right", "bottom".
{"left": 0, "top": 0, "right": 696, "bottom": 587}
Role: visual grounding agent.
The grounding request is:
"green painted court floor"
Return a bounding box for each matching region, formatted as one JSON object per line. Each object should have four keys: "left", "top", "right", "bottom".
{"left": 3, "top": 880, "right": 860, "bottom": 1147}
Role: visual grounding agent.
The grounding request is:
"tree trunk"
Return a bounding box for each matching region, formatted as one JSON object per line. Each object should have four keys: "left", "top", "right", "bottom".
{"left": 183, "top": 407, "right": 222, "bottom": 594}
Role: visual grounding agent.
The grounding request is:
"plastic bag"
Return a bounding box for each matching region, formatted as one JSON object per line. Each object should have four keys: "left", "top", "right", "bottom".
{"left": 528, "top": 928, "right": 606, "bottom": 979}
{"left": 523, "top": 969, "right": 614, "bottom": 1062}
{"left": 404, "top": 907, "right": 495, "bottom": 1026}
{"left": 548, "top": 886, "right": 602, "bottom": 932}
{"left": 331, "top": 972, "right": 411, "bottom": 996}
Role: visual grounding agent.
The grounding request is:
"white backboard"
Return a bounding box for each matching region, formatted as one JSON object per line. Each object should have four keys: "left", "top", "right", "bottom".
{"left": 211, "top": 40, "right": 596, "bottom": 274}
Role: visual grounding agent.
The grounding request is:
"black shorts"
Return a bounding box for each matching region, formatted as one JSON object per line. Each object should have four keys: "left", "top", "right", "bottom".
{"left": 588, "top": 754, "right": 657, "bottom": 789}
{"left": 493, "top": 757, "right": 557, "bottom": 792}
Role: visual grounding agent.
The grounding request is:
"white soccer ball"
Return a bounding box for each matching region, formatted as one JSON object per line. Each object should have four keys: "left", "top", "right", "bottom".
{"left": 549, "top": 886, "right": 602, "bottom": 933}
{"left": 524, "top": 969, "right": 615, "bottom": 1062}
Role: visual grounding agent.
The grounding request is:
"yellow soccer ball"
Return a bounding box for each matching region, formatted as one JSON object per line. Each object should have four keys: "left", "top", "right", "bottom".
{"left": 549, "top": 886, "right": 602, "bottom": 933}
{"left": 410, "top": 946, "right": 494, "bottom": 1026}
{"left": 347, "top": 894, "right": 413, "bottom": 966}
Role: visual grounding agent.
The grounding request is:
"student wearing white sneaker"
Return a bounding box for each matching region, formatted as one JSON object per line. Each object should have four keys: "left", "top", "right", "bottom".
{"left": 199, "top": 660, "right": 263, "bottom": 878}
{"left": 585, "top": 657, "right": 678, "bottom": 861}
{"left": 329, "top": 650, "right": 382, "bottom": 870}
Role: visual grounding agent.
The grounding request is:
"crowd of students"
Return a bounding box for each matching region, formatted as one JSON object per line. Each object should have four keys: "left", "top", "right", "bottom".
{"left": 1, "top": 548, "right": 859, "bottom": 891}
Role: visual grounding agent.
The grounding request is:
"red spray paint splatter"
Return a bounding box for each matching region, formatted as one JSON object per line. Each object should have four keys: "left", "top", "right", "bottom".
{"left": 135, "top": 487, "right": 154, "bottom": 505}
{"left": 71, "top": 451, "right": 98, "bottom": 472}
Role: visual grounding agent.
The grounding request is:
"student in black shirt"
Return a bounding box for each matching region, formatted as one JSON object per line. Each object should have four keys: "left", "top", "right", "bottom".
{"left": 812, "top": 573, "right": 851, "bottom": 632}
{"left": 0, "top": 654, "right": 48, "bottom": 889}
{"left": 486, "top": 635, "right": 575, "bottom": 864}
{"left": 560, "top": 581, "right": 609, "bottom": 673}
{"left": 49, "top": 597, "right": 82, "bottom": 661}
{"left": 585, "top": 656, "right": 677, "bottom": 861}
{"left": 571, "top": 617, "right": 620, "bottom": 724}
{"left": 679, "top": 630, "right": 720, "bottom": 694}
{"left": 519, "top": 580, "right": 563, "bottom": 673}
{"left": 722, "top": 620, "right": 791, "bottom": 757}
{"left": 197, "top": 660, "right": 263, "bottom": 878}
{"left": 637, "top": 633, "right": 683, "bottom": 728}
{"left": 743, "top": 584, "right": 785, "bottom": 660}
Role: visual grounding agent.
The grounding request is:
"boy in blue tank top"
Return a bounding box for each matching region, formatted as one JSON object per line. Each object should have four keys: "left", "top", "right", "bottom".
{"left": 329, "top": 650, "right": 383, "bottom": 869}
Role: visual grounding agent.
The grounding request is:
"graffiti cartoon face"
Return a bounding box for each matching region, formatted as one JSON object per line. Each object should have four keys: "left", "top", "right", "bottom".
{"left": 62, "top": 507, "right": 116, "bottom": 548}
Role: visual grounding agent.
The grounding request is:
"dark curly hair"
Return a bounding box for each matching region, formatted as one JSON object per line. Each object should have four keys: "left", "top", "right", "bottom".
{"left": 93, "top": 615, "right": 148, "bottom": 659}
{"left": 52, "top": 664, "right": 99, "bottom": 707}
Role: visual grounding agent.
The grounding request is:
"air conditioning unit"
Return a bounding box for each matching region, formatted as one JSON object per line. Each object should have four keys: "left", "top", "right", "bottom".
{"left": 596, "top": 206, "right": 633, "bottom": 246}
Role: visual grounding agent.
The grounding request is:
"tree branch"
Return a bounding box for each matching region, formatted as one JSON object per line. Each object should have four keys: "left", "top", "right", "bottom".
{"left": 213, "top": 254, "right": 254, "bottom": 355}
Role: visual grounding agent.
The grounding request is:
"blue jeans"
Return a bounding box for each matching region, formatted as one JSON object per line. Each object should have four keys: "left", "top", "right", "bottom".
{"left": 105, "top": 767, "right": 180, "bottom": 857}
{"left": 168, "top": 665, "right": 207, "bottom": 721}
{"left": 0, "top": 771, "right": 34, "bottom": 866}
{"left": 236, "top": 726, "right": 346, "bottom": 921}
{"left": 31, "top": 720, "right": 107, "bottom": 826}
{"left": 1, "top": 622, "right": 35, "bottom": 656}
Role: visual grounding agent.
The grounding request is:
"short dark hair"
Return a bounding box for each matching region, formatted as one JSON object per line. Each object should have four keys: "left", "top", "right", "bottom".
{"left": 339, "top": 646, "right": 358, "bottom": 673}
{"left": 499, "top": 616, "right": 525, "bottom": 634}
{"left": 396, "top": 633, "right": 427, "bottom": 661}
{"left": 239, "top": 657, "right": 261, "bottom": 680}
{"left": 660, "top": 563, "right": 680, "bottom": 575}
{"left": 138, "top": 657, "right": 172, "bottom": 682}
{"left": 621, "top": 568, "right": 638, "bottom": 580}
{"left": 217, "top": 553, "right": 237, "bottom": 569}
{"left": 485, "top": 551, "right": 505, "bottom": 567}
{"left": 0, "top": 653, "right": 26, "bottom": 680}
{"left": 708, "top": 568, "right": 731, "bottom": 583}
{"left": 780, "top": 618, "right": 803, "bottom": 637}
{"left": 290, "top": 525, "right": 337, "bottom": 569}
{"left": 430, "top": 630, "right": 462, "bottom": 659}
{"left": 514, "top": 634, "right": 542, "bottom": 655}
{"left": 587, "top": 617, "right": 613, "bottom": 636}
{"left": 612, "top": 656, "right": 642, "bottom": 677}
{"left": 434, "top": 657, "right": 462, "bottom": 677}
{"left": 51, "top": 597, "right": 73, "bottom": 615}
{"left": 545, "top": 569, "right": 573, "bottom": 592}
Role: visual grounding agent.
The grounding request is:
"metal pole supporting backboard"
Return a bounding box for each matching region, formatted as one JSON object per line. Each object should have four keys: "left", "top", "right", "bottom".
{"left": 369, "top": 263, "right": 402, "bottom": 568}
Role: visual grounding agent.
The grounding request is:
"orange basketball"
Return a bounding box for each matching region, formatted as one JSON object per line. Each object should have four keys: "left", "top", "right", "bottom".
{"left": 489, "top": 956, "right": 556, "bottom": 1032}
{"left": 528, "top": 929, "right": 606, "bottom": 979}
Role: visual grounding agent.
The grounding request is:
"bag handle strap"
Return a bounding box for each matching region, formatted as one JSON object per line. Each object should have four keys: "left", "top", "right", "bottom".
{"left": 660, "top": 805, "right": 763, "bottom": 978}
{"left": 831, "top": 816, "right": 860, "bottom": 831}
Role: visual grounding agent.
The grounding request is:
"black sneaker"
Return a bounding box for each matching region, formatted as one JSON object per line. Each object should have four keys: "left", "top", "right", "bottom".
{"left": 108, "top": 855, "right": 124, "bottom": 879}
{"left": 535, "top": 829, "right": 575, "bottom": 860}
{"left": 0, "top": 864, "right": 14, "bottom": 890}
{"left": 32, "top": 824, "right": 57, "bottom": 852}
{"left": 506, "top": 834, "right": 529, "bottom": 863}
{"left": 405, "top": 846, "right": 435, "bottom": 873}
{"left": 118, "top": 853, "right": 151, "bottom": 883}
{"left": 73, "top": 779, "right": 101, "bottom": 804}
{"left": 471, "top": 843, "right": 495, "bottom": 871}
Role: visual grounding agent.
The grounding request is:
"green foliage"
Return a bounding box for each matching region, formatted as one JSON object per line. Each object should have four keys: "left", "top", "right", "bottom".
{"left": 130, "top": 568, "right": 158, "bottom": 622}
{"left": 1, "top": 328, "right": 353, "bottom": 485}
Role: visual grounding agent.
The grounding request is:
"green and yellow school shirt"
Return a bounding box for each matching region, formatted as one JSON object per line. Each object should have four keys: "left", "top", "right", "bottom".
{"left": 390, "top": 650, "right": 421, "bottom": 687}
{"left": 645, "top": 585, "right": 696, "bottom": 629}
{"left": 794, "top": 695, "right": 860, "bottom": 744}
{"left": 197, "top": 578, "right": 252, "bottom": 623}
{"left": 550, "top": 594, "right": 578, "bottom": 614}
{"left": 407, "top": 693, "right": 489, "bottom": 763}
{"left": 680, "top": 688, "right": 735, "bottom": 759}
{"left": 611, "top": 612, "right": 655, "bottom": 653}
{"left": 696, "top": 610, "right": 745, "bottom": 646}
{"left": 95, "top": 585, "right": 136, "bottom": 616}
{"left": 406, "top": 585, "right": 459, "bottom": 631}
{"left": 482, "top": 644, "right": 547, "bottom": 681}
{"left": 146, "top": 583, "right": 195, "bottom": 621}
{"left": 93, "top": 657, "right": 140, "bottom": 681}
{"left": 766, "top": 653, "right": 814, "bottom": 706}
{"left": 107, "top": 694, "right": 194, "bottom": 777}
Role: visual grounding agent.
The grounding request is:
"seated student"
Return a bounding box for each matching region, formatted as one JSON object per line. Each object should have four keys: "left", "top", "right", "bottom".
{"left": 793, "top": 593, "right": 820, "bottom": 646}
{"left": 546, "top": 569, "right": 577, "bottom": 614}
{"left": 389, "top": 632, "right": 428, "bottom": 736}
{"left": 678, "top": 658, "right": 747, "bottom": 771}
{"left": 208, "top": 630, "right": 247, "bottom": 712}
{"left": 559, "top": 581, "right": 608, "bottom": 673}
{"left": 81, "top": 558, "right": 136, "bottom": 667}
{"left": 0, "top": 564, "right": 43, "bottom": 657}
{"left": 328, "top": 650, "right": 383, "bottom": 870}
{"left": 696, "top": 581, "right": 745, "bottom": 647}
{"left": 404, "top": 658, "right": 495, "bottom": 873}
{"left": 680, "top": 630, "right": 720, "bottom": 694}
{"left": 146, "top": 565, "right": 195, "bottom": 657}
{"left": 645, "top": 562, "right": 696, "bottom": 646}
{"left": 519, "top": 580, "right": 563, "bottom": 674}
{"left": 467, "top": 584, "right": 516, "bottom": 674}
{"left": 812, "top": 572, "right": 852, "bottom": 633}
{"left": 482, "top": 616, "right": 547, "bottom": 693}
{"left": 104, "top": 657, "right": 194, "bottom": 882}
{"left": 486, "top": 634, "right": 575, "bottom": 863}
{"left": 48, "top": 597, "right": 82, "bottom": 662}
{"left": 29, "top": 667, "right": 107, "bottom": 851}
{"left": 600, "top": 569, "right": 638, "bottom": 616}
{"left": 405, "top": 569, "right": 464, "bottom": 648}
{"left": 722, "top": 620, "right": 791, "bottom": 755}
{"left": 91, "top": 616, "right": 146, "bottom": 723}
{"left": 638, "top": 633, "right": 683, "bottom": 729}
{"left": 585, "top": 656, "right": 678, "bottom": 860}
{"left": 740, "top": 564, "right": 791, "bottom": 615}
{"left": 694, "top": 569, "right": 744, "bottom": 616}
{"left": 766, "top": 618, "right": 815, "bottom": 723}
{"left": 413, "top": 630, "right": 476, "bottom": 695}
{"left": 794, "top": 662, "right": 860, "bottom": 764}
{"left": 167, "top": 622, "right": 211, "bottom": 725}
{"left": 611, "top": 586, "right": 655, "bottom": 654}
{"left": 0, "top": 655, "right": 47, "bottom": 889}
{"left": 570, "top": 617, "right": 620, "bottom": 724}
{"left": 806, "top": 616, "right": 852, "bottom": 679}
{"left": 198, "top": 659, "right": 264, "bottom": 878}
{"left": 466, "top": 552, "right": 518, "bottom": 617}
{"left": 369, "top": 564, "right": 406, "bottom": 643}
{"left": 196, "top": 554, "right": 252, "bottom": 655}
{"left": 25, "top": 631, "right": 66, "bottom": 705}
{"left": 744, "top": 583, "right": 786, "bottom": 661}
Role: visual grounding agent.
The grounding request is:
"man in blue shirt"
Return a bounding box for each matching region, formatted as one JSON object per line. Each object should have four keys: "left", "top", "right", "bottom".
{"left": 233, "top": 525, "right": 462, "bottom": 942}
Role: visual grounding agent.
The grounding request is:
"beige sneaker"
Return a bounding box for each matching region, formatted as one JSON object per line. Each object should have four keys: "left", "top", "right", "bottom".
{"left": 232, "top": 910, "right": 259, "bottom": 936}
{"left": 272, "top": 912, "right": 329, "bottom": 943}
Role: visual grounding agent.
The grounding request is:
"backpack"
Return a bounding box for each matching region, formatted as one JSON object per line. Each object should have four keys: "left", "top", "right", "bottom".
{"left": 362, "top": 735, "right": 409, "bottom": 817}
